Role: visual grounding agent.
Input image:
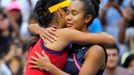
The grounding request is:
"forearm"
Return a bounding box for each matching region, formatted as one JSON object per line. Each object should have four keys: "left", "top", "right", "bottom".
{"left": 47, "top": 64, "right": 70, "bottom": 75}
{"left": 118, "top": 28, "right": 125, "bottom": 44}
{"left": 118, "top": 19, "right": 126, "bottom": 44}
{"left": 28, "top": 24, "right": 42, "bottom": 34}
{"left": 64, "top": 28, "right": 114, "bottom": 45}
{"left": 98, "top": 32, "right": 114, "bottom": 44}
{"left": 86, "top": 32, "right": 115, "bottom": 44}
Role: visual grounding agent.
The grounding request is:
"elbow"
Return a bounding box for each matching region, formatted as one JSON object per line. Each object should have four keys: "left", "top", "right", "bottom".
{"left": 103, "top": 32, "right": 115, "bottom": 44}
{"left": 108, "top": 35, "right": 115, "bottom": 44}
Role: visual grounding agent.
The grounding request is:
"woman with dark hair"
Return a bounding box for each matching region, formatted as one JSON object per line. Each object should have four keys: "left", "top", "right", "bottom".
{"left": 0, "top": 8, "right": 13, "bottom": 52}
{"left": 6, "top": 0, "right": 22, "bottom": 37}
{"left": 27, "top": 0, "right": 113, "bottom": 75}
{"left": 7, "top": 56, "right": 23, "bottom": 75}
{"left": 0, "top": 45, "right": 12, "bottom": 75}
{"left": 123, "top": 54, "right": 134, "bottom": 72}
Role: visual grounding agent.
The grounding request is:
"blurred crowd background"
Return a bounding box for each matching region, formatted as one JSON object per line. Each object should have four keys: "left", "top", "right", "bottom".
{"left": 0, "top": 0, "right": 134, "bottom": 75}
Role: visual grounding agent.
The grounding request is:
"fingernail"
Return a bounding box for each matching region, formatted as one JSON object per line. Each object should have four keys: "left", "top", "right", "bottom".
{"left": 51, "top": 40, "right": 53, "bottom": 42}
{"left": 56, "top": 34, "right": 59, "bottom": 37}
{"left": 54, "top": 38, "right": 57, "bottom": 41}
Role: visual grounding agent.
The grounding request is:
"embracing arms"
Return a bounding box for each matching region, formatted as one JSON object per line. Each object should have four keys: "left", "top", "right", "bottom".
{"left": 28, "top": 24, "right": 114, "bottom": 45}
{"left": 29, "top": 45, "right": 105, "bottom": 75}
{"left": 29, "top": 51, "right": 70, "bottom": 75}
{"left": 58, "top": 28, "right": 114, "bottom": 45}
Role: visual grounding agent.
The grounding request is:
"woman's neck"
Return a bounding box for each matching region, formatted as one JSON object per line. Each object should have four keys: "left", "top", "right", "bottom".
{"left": 81, "top": 25, "right": 88, "bottom": 32}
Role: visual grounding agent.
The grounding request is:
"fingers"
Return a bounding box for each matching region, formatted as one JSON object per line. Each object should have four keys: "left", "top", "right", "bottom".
{"left": 29, "top": 60, "right": 37, "bottom": 65}
{"left": 29, "top": 65, "right": 38, "bottom": 69}
{"left": 35, "top": 52, "right": 42, "bottom": 58}
{"left": 31, "top": 56, "right": 39, "bottom": 61}
{"left": 40, "top": 31, "right": 56, "bottom": 43}
{"left": 42, "top": 51, "right": 48, "bottom": 57}
{"left": 44, "top": 31, "right": 57, "bottom": 42}
{"left": 40, "top": 27, "right": 59, "bottom": 43}
{"left": 49, "top": 27, "right": 57, "bottom": 31}
{"left": 48, "top": 28, "right": 59, "bottom": 37}
{"left": 46, "top": 27, "right": 59, "bottom": 37}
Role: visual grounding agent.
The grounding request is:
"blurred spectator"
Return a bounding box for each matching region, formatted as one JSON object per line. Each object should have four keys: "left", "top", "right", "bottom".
{"left": 4, "top": 41, "right": 17, "bottom": 62}
{"left": 0, "top": 0, "right": 37, "bottom": 39}
{"left": 6, "top": 0, "right": 22, "bottom": 37}
{"left": 20, "top": 14, "right": 39, "bottom": 42}
{"left": 121, "top": 0, "right": 132, "bottom": 9}
{"left": 7, "top": 56, "right": 23, "bottom": 75}
{"left": 0, "top": 8, "right": 13, "bottom": 52}
{"left": 1, "top": 39, "right": 24, "bottom": 75}
{"left": 19, "top": 0, "right": 33, "bottom": 38}
{"left": 120, "top": 35, "right": 134, "bottom": 64}
{"left": 13, "top": 38, "right": 23, "bottom": 57}
{"left": 100, "top": 0, "right": 108, "bottom": 10}
{"left": 103, "top": 44, "right": 134, "bottom": 75}
{"left": 123, "top": 54, "right": 134, "bottom": 73}
{"left": 3, "top": 38, "right": 23, "bottom": 62}
{"left": 100, "top": 0, "right": 127, "bottom": 55}
{"left": 100, "top": 0, "right": 122, "bottom": 42}
{"left": 0, "top": 44, "right": 12, "bottom": 75}
{"left": 118, "top": 1, "right": 134, "bottom": 51}
{"left": 118, "top": 1, "right": 134, "bottom": 60}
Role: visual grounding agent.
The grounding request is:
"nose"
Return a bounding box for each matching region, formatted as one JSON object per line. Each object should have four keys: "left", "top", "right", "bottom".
{"left": 108, "top": 55, "right": 113, "bottom": 60}
{"left": 65, "top": 13, "right": 71, "bottom": 21}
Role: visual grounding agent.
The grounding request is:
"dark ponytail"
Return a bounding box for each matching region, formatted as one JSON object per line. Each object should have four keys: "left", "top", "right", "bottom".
{"left": 80, "top": 0, "right": 100, "bottom": 25}
{"left": 27, "top": 0, "right": 46, "bottom": 49}
{"left": 34, "top": 0, "right": 48, "bottom": 28}
{"left": 91, "top": 0, "right": 100, "bottom": 18}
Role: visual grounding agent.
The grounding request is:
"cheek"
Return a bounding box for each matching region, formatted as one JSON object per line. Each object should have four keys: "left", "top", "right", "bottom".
{"left": 112, "top": 56, "right": 119, "bottom": 62}
{"left": 76, "top": 16, "right": 84, "bottom": 22}
{"left": 73, "top": 18, "right": 84, "bottom": 26}
{"left": 108, "top": 56, "right": 118, "bottom": 62}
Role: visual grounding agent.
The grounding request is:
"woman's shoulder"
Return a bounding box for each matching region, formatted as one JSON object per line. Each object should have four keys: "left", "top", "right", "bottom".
{"left": 85, "top": 45, "right": 105, "bottom": 58}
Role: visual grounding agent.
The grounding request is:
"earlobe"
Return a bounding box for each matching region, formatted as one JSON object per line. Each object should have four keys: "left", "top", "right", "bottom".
{"left": 84, "top": 15, "right": 92, "bottom": 24}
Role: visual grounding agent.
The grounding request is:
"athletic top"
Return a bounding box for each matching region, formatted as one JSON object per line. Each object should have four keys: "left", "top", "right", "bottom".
{"left": 64, "top": 44, "right": 107, "bottom": 75}
{"left": 26, "top": 38, "right": 68, "bottom": 75}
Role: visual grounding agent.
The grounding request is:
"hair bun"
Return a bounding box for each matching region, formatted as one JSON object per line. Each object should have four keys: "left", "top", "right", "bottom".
{"left": 91, "top": 0, "right": 100, "bottom": 17}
